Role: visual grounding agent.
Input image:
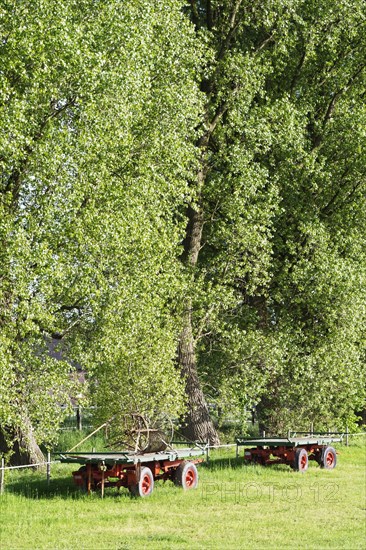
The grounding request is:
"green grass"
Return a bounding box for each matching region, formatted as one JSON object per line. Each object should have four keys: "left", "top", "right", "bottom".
{"left": 0, "top": 439, "right": 365, "bottom": 549}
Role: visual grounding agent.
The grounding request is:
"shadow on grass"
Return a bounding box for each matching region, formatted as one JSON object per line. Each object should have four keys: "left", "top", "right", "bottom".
{"left": 3, "top": 474, "right": 134, "bottom": 501}
{"left": 4, "top": 462, "right": 244, "bottom": 500}
{"left": 5, "top": 474, "right": 82, "bottom": 500}
{"left": 202, "top": 455, "right": 245, "bottom": 471}
{"left": 4, "top": 456, "right": 292, "bottom": 500}
{"left": 202, "top": 454, "right": 291, "bottom": 474}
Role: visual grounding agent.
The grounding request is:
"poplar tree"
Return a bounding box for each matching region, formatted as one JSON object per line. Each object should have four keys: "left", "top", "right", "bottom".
{"left": 180, "top": 0, "right": 365, "bottom": 438}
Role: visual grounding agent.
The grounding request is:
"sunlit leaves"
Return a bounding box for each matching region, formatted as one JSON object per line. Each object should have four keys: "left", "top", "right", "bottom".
{"left": 189, "top": 0, "right": 366, "bottom": 432}
{"left": 0, "top": 0, "right": 200, "bottom": 445}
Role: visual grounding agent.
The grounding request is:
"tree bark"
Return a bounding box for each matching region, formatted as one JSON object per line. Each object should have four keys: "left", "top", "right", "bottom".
{"left": 0, "top": 416, "right": 45, "bottom": 467}
{"left": 178, "top": 200, "right": 220, "bottom": 445}
{"left": 178, "top": 308, "right": 220, "bottom": 445}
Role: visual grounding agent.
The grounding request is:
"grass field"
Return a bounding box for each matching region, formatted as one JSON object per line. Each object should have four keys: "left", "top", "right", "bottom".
{"left": 0, "top": 438, "right": 365, "bottom": 549}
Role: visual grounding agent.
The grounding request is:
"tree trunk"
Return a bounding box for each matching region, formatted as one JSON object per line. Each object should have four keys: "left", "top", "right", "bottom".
{"left": 178, "top": 201, "right": 220, "bottom": 445}
{"left": 176, "top": 9, "right": 228, "bottom": 444}
{"left": 0, "top": 416, "right": 44, "bottom": 467}
{"left": 178, "top": 309, "right": 220, "bottom": 446}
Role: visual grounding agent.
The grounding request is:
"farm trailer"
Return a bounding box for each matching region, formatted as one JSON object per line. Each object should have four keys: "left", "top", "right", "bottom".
{"left": 236, "top": 434, "right": 341, "bottom": 472}
{"left": 58, "top": 447, "right": 204, "bottom": 497}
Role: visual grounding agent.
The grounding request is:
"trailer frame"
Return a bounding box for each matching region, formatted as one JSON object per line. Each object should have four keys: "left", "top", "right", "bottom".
{"left": 236, "top": 434, "right": 342, "bottom": 472}
{"left": 57, "top": 447, "right": 205, "bottom": 497}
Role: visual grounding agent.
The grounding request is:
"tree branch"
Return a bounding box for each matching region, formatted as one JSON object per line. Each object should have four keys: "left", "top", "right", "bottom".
{"left": 188, "top": 0, "right": 200, "bottom": 28}
{"left": 311, "top": 63, "right": 366, "bottom": 150}
{"left": 254, "top": 32, "right": 275, "bottom": 55}
{"left": 3, "top": 98, "right": 76, "bottom": 208}
{"left": 197, "top": 81, "right": 240, "bottom": 149}
{"left": 217, "top": 0, "right": 243, "bottom": 61}
{"left": 207, "top": 0, "right": 214, "bottom": 30}
{"left": 290, "top": 48, "right": 306, "bottom": 95}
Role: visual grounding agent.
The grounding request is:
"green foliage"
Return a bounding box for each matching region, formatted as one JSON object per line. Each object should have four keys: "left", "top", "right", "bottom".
{"left": 1, "top": 0, "right": 365, "bottom": 450}
{"left": 0, "top": 0, "right": 200, "bottom": 447}
{"left": 187, "top": 0, "right": 366, "bottom": 432}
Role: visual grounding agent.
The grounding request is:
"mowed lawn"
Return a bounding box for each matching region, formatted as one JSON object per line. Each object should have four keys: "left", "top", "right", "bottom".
{"left": 0, "top": 440, "right": 365, "bottom": 549}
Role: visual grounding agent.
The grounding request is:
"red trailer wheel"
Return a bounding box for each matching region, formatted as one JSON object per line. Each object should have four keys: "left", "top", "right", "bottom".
{"left": 173, "top": 461, "right": 198, "bottom": 490}
{"left": 320, "top": 446, "right": 337, "bottom": 470}
{"left": 130, "top": 467, "right": 154, "bottom": 497}
{"left": 293, "top": 448, "right": 308, "bottom": 472}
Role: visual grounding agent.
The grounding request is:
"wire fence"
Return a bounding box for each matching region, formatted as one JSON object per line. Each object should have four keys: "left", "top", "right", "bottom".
{"left": 0, "top": 452, "right": 56, "bottom": 494}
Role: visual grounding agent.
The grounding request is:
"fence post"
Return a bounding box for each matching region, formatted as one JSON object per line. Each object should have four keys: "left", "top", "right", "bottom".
{"left": 76, "top": 406, "right": 82, "bottom": 431}
{"left": 1, "top": 457, "right": 4, "bottom": 494}
{"left": 206, "top": 440, "right": 210, "bottom": 463}
{"left": 345, "top": 425, "right": 349, "bottom": 447}
{"left": 46, "top": 451, "right": 51, "bottom": 486}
